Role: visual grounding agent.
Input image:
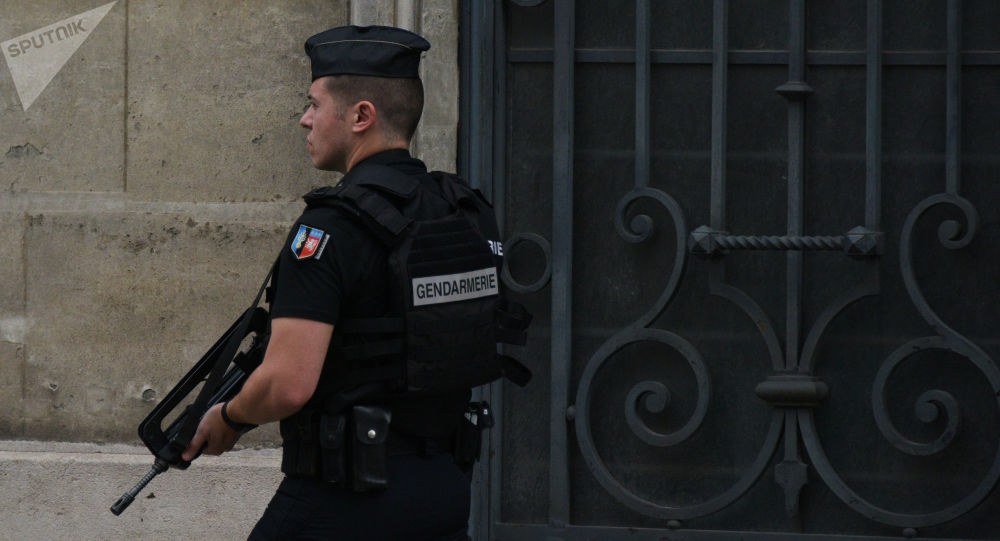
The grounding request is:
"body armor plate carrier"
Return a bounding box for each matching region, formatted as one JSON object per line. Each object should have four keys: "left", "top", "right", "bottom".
{"left": 279, "top": 164, "right": 532, "bottom": 486}
{"left": 312, "top": 164, "right": 532, "bottom": 395}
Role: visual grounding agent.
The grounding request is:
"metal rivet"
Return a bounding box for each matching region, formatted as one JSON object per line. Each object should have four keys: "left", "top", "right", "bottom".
{"left": 367, "top": 429, "right": 377, "bottom": 439}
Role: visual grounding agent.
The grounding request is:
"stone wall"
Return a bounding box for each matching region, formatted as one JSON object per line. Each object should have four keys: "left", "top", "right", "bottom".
{"left": 0, "top": 1, "right": 461, "bottom": 537}
{"left": 0, "top": 0, "right": 459, "bottom": 448}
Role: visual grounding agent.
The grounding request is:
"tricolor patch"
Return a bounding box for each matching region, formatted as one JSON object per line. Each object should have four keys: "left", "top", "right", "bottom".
{"left": 290, "top": 224, "right": 328, "bottom": 260}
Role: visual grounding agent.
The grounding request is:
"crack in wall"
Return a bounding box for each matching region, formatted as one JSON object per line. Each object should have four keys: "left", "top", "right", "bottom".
{"left": 5, "top": 143, "right": 42, "bottom": 158}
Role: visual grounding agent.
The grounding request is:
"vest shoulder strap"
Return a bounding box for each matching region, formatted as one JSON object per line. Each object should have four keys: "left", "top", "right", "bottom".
{"left": 304, "top": 163, "right": 423, "bottom": 245}
{"left": 429, "top": 170, "right": 488, "bottom": 210}
{"left": 306, "top": 166, "right": 487, "bottom": 246}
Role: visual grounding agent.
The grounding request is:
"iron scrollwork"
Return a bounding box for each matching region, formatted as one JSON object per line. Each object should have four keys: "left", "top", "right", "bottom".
{"left": 576, "top": 189, "right": 998, "bottom": 530}
{"left": 496, "top": 0, "right": 997, "bottom": 534}
{"left": 800, "top": 194, "right": 1000, "bottom": 529}
{"left": 501, "top": 232, "right": 552, "bottom": 294}
{"left": 573, "top": 187, "right": 783, "bottom": 519}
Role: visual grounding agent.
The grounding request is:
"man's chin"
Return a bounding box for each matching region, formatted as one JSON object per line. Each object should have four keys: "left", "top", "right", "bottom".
{"left": 312, "top": 159, "right": 341, "bottom": 173}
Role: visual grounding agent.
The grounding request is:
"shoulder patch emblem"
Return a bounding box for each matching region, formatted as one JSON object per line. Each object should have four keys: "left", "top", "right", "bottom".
{"left": 291, "top": 224, "right": 329, "bottom": 260}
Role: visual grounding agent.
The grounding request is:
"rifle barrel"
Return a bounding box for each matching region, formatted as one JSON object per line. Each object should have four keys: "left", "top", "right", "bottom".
{"left": 110, "top": 458, "right": 169, "bottom": 515}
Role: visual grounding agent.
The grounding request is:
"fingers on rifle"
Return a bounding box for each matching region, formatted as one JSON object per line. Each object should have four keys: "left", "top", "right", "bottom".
{"left": 184, "top": 429, "right": 206, "bottom": 460}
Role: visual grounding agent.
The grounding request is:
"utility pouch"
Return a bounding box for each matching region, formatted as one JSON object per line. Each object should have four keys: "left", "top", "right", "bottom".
{"left": 279, "top": 409, "right": 319, "bottom": 477}
{"left": 319, "top": 413, "right": 346, "bottom": 483}
{"left": 454, "top": 401, "right": 493, "bottom": 468}
{"left": 349, "top": 405, "right": 391, "bottom": 492}
{"left": 453, "top": 416, "right": 482, "bottom": 469}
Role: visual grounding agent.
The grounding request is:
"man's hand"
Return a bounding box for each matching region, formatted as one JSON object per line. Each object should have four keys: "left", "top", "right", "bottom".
{"left": 178, "top": 317, "right": 332, "bottom": 463}
{"left": 182, "top": 403, "right": 241, "bottom": 461}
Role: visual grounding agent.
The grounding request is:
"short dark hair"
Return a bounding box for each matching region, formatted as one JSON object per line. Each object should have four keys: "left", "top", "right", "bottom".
{"left": 324, "top": 75, "right": 424, "bottom": 142}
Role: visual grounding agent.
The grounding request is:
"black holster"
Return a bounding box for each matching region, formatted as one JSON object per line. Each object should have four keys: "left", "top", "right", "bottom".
{"left": 453, "top": 416, "right": 482, "bottom": 469}
{"left": 280, "top": 405, "right": 391, "bottom": 492}
{"left": 319, "top": 412, "right": 346, "bottom": 483}
{"left": 348, "top": 405, "right": 391, "bottom": 491}
{"left": 279, "top": 409, "right": 321, "bottom": 478}
{"left": 453, "top": 401, "right": 493, "bottom": 471}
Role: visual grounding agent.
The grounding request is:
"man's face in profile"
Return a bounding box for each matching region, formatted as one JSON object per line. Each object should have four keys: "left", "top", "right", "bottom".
{"left": 300, "top": 77, "right": 351, "bottom": 172}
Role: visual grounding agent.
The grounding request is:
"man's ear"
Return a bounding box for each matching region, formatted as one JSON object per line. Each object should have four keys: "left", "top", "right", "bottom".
{"left": 352, "top": 100, "right": 376, "bottom": 134}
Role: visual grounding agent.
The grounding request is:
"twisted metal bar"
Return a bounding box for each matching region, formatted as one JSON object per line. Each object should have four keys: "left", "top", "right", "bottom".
{"left": 714, "top": 235, "right": 844, "bottom": 251}
{"left": 690, "top": 225, "right": 882, "bottom": 257}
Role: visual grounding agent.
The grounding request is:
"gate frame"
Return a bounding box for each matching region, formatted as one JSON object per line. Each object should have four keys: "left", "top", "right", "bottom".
{"left": 458, "top": 1, "right": 1000, "bottom": 540}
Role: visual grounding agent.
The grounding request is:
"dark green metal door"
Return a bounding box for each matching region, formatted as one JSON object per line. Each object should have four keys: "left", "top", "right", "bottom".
{"left": 460, "top": 1, "right": 1000, "bottom": 539}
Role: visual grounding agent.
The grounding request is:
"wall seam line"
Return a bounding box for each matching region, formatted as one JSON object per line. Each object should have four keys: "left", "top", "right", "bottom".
{"left": 20, "top": 212, "right": 28, "bottom": 436}
{"left": 122, "top": 0, "right": 129, "bottom": 193}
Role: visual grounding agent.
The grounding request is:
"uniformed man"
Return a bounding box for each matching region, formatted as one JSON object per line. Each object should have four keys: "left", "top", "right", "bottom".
{"left": 182, "top": 25, "right": 476, "bottom": 540}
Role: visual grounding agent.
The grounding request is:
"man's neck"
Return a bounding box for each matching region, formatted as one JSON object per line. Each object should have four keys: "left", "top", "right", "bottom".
{"left": 344, "top": 139, "right": 410, "bottom": 173}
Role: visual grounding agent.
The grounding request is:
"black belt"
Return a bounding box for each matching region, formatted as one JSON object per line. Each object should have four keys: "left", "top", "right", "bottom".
{"left": 387, "top": 429, "right": 452, "bottom": 457}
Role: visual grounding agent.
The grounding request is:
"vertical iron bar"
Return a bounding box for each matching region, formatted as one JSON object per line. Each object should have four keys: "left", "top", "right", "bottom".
{"left": 550, "top": 0, "right": 575, "bottom": 530}
{"left": 781, "top": 409, "right": 806, "bottom": 524}
{"left": 458, "top": 1, "right": 476, "bottom": 182}
{"left": 488, "top": 2, "right": 506, "bottom": 539}
{"left": 458, "top": 2, "right": 472, "bottom": 180}
{"left": 774, "top": 5, "right": 811, "bottom": 524}
{"left": 635, "top": 0, "right": 650, "bottom": 189}
{"left": 494, "top": 0, "right": 509, "bottom": 229}
{"left": 785, "top": 0, "right": 806, "bottom": 371}
{"left": 460, "top": 3, "right": 496, "bottom": 539}
{"left": 787, "top": 0, "right": 806, "bottom": 84}
{"left": 945, "top": 0, "right": 961, "bottom": 195}
{"left": 865, "top": 0, "right": 882, "bottom": 230}
{"left": 710, "top": 0, "right": 728, "bottom": 231}
{"left": 861, "top": 4, "right": 884, "bottom": 411}
{"left": 463, "top": 0, "right": 495, "bottom": 195}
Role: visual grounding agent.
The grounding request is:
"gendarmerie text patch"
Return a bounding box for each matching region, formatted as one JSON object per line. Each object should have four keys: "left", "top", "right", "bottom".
{"left": 412, "top": 267, "right": 498, "bottom": 307}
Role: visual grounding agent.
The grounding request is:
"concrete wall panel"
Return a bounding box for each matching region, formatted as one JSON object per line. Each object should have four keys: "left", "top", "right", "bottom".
{"left": 0, "top": 343, "right": 25, "bottom": 435}
{"left": 0, "top": 212, "right": 27, "bottom": 437}
{"left": 0, "top": 0, "right": 126, "bottom": 193}
{"left": 0, "top": 212, "right": 26, "bottom": 319}
{"left": 0, "top": 442, "right": 281, "bottom": 540}
{"left": 414, "top": 0, "right": 459, "bottom": 173}
{"left": 0, "top": 1, "right": 461, "bottom": 530}
{"left": 350, "top": 0, "right": 396, "bottom": 26}
{"left": 1, "top": 0, "right": 459, "bottom": 451}
{"left": 22, "top": 211, "right": 286, "bottom": 443}
{"left": 125, "top": 0, "right": 347, "bottom": 202}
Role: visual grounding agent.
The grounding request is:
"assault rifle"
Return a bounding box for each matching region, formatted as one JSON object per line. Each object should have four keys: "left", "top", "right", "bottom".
{"left": 110, "top": 266, "right": 274, "bottom": 516}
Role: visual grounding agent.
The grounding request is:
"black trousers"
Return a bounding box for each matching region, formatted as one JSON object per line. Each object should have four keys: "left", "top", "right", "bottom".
{"left": 248, "top": 451, "right": 471, "bottom": 541}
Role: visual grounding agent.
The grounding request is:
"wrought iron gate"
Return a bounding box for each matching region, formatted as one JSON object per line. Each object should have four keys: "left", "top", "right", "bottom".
{"left": 459, "top": 1, "right": 1000, "bottom": 539}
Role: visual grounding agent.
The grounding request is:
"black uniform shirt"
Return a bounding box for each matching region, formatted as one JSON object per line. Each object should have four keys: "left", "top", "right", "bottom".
{"left": 271, "top": 149, "right": 438, "bottom": 324}
{"left": 270, "top": 149, "right": 468, "bottom": 437}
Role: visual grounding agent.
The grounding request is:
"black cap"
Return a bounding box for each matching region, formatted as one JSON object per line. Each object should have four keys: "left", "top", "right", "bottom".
{"left": 305, "top": 25, "right": 430, "bottom": 81}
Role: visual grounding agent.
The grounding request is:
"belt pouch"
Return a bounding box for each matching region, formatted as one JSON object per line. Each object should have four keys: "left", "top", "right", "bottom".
{"left": 453, "top": 416, "right": 482, "bottom": 468}
{"left": 319, "top": 413, "right": 346, "bottom": 483}
{"left": 349, "top": 405, "right": 391, "bottom": 492}
{"left": 280, "top": 410, "right": 318, "bottom": 477}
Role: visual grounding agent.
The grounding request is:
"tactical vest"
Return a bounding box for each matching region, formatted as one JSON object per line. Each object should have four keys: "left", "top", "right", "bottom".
{"left": 278, "top": 164, "right": 531, "bottom": 483}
